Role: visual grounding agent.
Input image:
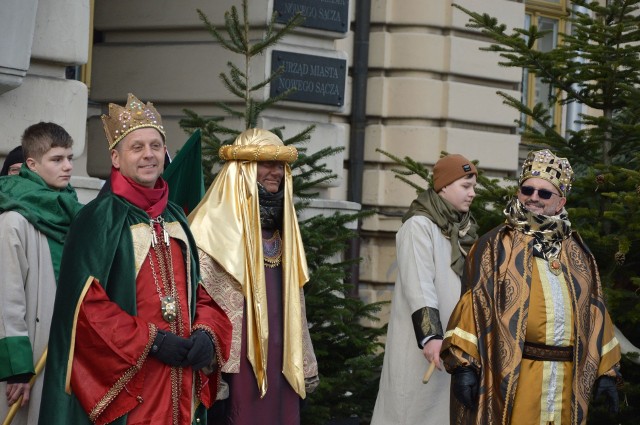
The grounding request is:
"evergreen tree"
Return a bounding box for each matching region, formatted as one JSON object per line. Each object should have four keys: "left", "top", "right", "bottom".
{"left": 450, "top": 1, "right": 640, "bottom": 422}
{"left": 179, "top": 1, "right": 386, "bottom": 423}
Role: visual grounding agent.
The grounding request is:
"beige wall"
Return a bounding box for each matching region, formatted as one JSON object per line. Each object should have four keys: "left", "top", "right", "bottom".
{"left": 86, "top": 0, "right": 352, "bottom": 185}
{"left": 0, "top": 0, "right": 89, "bottom": 165}
{"left": 1, "top": 0, "right": 532, "bottom": 326}
{"left": 358, "top": 0, "right": 524, "bottom": 318}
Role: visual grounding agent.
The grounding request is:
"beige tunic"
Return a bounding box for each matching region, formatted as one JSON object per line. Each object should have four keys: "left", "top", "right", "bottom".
{"left": 371, "top": 215, "right": 463, "bottom": 425}
{"left": 0, "top": 211, "right": 56, "bottom": 425}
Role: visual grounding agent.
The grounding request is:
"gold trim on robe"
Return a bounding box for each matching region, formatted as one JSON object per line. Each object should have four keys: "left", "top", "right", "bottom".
{"left": 442, "top": 225, "right": 621, "bottom": 425}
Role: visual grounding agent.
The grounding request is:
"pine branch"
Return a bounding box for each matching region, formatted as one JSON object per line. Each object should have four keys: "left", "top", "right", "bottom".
{"left": 196, "top": 9, "right": 243, "bottom": 54}
{"left": 249, "top": 12, "right": 306, "bottom": 56}
{"left": 376, "top": 148, "right": 431, "bottom": 185}
{"left": 219, "top": 72, "right": 246, "bottom": 99}
{"left": 227, "top": 6, "right": 248, "bottom": 53}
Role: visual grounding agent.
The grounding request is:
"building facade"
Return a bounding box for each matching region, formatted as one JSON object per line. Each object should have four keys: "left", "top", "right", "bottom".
{"left": 1, "top": 0, "right": 579, "bottom": 322}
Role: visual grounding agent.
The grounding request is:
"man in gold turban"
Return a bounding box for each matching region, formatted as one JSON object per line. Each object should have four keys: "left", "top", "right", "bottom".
{"left": 189, "top": 128, "right": 318, "bottom": 425}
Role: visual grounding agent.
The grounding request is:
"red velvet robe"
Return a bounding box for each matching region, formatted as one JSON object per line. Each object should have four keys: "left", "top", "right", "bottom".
{"left": 71, "top": 235, "right": 230, "bottom": 425}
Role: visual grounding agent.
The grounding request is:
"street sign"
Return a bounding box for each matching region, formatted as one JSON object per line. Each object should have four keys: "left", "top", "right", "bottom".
{"left": 274, "top": 0, "right": 349, "bottom": 34}
{"left": 271, "top": 50, "right": 346, "bottom": 107}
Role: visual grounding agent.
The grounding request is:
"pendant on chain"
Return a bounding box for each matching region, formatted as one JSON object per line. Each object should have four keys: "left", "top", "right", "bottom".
{"left": 161, "top": 296, "right": 177, "bottom": 322}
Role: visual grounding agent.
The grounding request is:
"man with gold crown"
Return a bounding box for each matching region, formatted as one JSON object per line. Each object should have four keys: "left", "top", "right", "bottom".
{"left": 39, "top": 94, "right": 232, "bottom": 425}
{"left": 188, "top": 128, "right": 318, "bottom": 425}
{"left": 441, "top": 149, "right": 622, "bottom": 425}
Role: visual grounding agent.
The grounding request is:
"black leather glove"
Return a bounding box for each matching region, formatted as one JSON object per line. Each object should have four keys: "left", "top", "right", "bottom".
{"left": 150, "top": 329, "right": 193, "bottom": 367}
{"left": 452, "top": 367, "right": 479, "bottom": 409}
{"left": 593, "top": 375, "right": 619, "bottom": 414}
{"left": 186, "top": 330, "right": 215, "bottom": 371}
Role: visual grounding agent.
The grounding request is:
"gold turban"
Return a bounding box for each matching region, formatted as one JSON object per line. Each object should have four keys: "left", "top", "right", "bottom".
{"left": 188, "top": 128, "right": 309, "bottom": 398}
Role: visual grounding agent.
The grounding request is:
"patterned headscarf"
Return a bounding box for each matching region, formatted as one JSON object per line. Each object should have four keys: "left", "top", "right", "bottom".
{"left": 504, "top": 197, "right": 572, "bottom": 260}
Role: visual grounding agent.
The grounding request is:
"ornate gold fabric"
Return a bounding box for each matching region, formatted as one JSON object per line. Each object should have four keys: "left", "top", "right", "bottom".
{"left": 219, "top": 143, "right": 298, "bottom": 163}
{"left": 300, "top": 284, "right": 318, "bottom": 380}
{"left": 442, "top": 224, "right": 621, "bottom": 425}
{"left": 188, "top": 128, "right": 309, "bottom": 398}
{"left": 410, "top": 306, "right": 443, "bottom": 348}
{"left": 198, "top": 249, "right": 244, "bottom": 374}
{"left": 198, "top": 249, "right": 319, "bottom": 385}
{"left": 130, "top": 221, "right": 193, "bottom": 312}
{"left": 101, "top": 93, "right": 165, "bottom": 150}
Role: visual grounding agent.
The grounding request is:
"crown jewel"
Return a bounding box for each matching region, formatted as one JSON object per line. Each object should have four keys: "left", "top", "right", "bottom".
{"left": 101, "top": 93, "right": 165, "bottom": 149}
{"left": 519, "top": 149, "right": 574, "bottom": 196}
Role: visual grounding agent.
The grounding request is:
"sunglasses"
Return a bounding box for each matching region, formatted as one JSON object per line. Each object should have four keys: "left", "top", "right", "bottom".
{"left": 519, "top": 185, "right": 560, "bottom": 200}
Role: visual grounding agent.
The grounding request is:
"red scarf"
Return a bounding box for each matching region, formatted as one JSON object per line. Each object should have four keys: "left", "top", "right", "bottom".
{"left": 110, "top": 167, "right": 168, "bottom": 218}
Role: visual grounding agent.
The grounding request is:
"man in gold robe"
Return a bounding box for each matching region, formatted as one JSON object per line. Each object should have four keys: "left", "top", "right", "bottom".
{"left": 441, "top": 149, "right": 621, "bottom": 425}
{"left": 188, "top": 128, "right": 318, "bottom": 425}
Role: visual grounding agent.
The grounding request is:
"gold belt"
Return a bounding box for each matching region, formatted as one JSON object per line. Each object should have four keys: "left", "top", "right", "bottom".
{"left": 522, "top": 341, "right": 573, "bottom": 362}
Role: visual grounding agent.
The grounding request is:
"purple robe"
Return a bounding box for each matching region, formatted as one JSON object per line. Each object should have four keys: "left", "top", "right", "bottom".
{"left": 210, "top": 229, "right": 301, "bottom": 425}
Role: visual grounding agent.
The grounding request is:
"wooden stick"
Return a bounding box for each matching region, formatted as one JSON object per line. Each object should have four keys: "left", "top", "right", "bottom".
{"left": 422, "top": 361, "right": 436, "bottom": 384}
{"left": 2, "top": 348, "right": 47, "bottom": 425}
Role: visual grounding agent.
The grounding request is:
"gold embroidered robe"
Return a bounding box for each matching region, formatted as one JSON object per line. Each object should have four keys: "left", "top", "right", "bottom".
{"left": 441, "top": 224, "right": 620, "bottom": 425}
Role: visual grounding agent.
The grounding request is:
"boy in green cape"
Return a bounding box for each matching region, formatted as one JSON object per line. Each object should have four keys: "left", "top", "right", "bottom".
{"left": 0, "top": 122, "right": 81, "bottom": 425}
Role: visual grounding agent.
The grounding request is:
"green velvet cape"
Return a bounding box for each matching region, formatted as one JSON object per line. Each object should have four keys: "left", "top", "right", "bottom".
{"left": 0, "top": 167, "right": 81, "bottom": 280}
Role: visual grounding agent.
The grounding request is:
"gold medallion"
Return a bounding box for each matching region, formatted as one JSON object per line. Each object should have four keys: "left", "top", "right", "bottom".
{"left": 161, "top": 296, "right": 177, "bottom": 322}
{"left": 548, "top": 257, "right": 562, "bottom": 276}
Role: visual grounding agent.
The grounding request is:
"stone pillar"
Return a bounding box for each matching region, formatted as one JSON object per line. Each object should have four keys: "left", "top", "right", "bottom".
{"left": 0, "top": 0, "right": 38, "bottom": 95}
{"left": 0, "top": 0, "right": 89, "bottom": 166}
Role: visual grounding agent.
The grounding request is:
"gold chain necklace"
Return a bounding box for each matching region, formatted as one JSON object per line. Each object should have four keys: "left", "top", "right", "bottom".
{"left": 263, "top": 229, "right": 282, "bottom": 268}
{"left": 148, "top": 217, "right": 181, "bottom": 326}
{"left": 148, "top": 220, "right": 183, "bottom": 424}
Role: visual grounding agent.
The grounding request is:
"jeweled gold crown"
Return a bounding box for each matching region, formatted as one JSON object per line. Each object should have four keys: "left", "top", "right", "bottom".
{"left": 519, "top": 149, "right": 574, "bottom": 196}
{"left": 101, "top": 93, "right": 166, "bottom": 149}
